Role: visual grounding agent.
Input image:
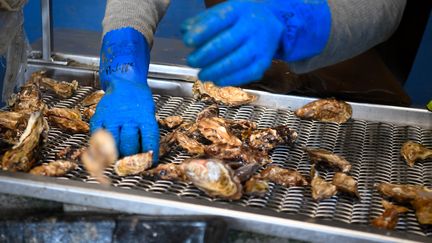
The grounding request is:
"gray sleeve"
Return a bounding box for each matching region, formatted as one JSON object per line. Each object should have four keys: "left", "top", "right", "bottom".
{"left": 288, "top": 0, "right": 407, "bottom": 74}
{"left": 0, "top": 0, "right": 26, "bottom": 11}
{"left": 102, "top": 0, "right": 170, "bottom": 46}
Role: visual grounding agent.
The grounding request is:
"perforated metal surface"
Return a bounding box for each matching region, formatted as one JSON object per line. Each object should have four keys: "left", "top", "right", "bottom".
{"left": 36, "top": 86, "right": 432, "bottom": 238}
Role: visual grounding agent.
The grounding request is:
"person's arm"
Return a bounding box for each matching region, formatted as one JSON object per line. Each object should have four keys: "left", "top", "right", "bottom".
{"left": 181, "top": 0, "right": 407, "bottom": 86}
{"left": 91, "top": 0, "right": 170, "bottom": 162}
{"left": 289, "top": 0, "right": 407, "bottom": 74}
{"left": 102, "top": 0, "right": 170, "bottom": 46}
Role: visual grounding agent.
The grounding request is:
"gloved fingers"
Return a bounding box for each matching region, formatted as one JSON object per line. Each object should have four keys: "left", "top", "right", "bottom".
{"left": 119, "top": 123, "right": 140, "bottom": 156}
{"left": 182, "top": 2, "right": 238, "bottom": 47}
{"left": 139, "top": 122, "right": 160, "bottom": 163}
{"left": 198, "top": 41, "right": 256, "bottom": 81}
{"left": 103, "top": 123, "right": 121, "bottom": 148}
{"left": 187, "top": 21, "right": 249, "bottom": 68}
{"left": 213, "top": 58, "right": 271, "bottom": 87}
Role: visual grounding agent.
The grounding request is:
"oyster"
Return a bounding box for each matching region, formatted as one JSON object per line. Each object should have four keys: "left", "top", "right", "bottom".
{"left": 145, "top": 163, "right": 185, "bottom": 181}
{"left": 305, "top": 148, "right": 352, "bottom": 173}
{"left": 259, "top": 166, "right": 308, "bottom": 187}
{"left": 234, "top": 162, "right": 261, "bottom": 182}
{"left": 82, "top": 105, "right": 96, "bottom": 120}
{"left": 375, "top": 182, "right": 432, "bottom": 224}
{"left": 196, "top": 104, "right": 219, "bottom": 122}
{"left": 159, "top": 131, "right": 179, "bottom": 157}
{"left": 10, "top": 79, "right": 46, "bottom": 113}
{"left": 56, "top": 145, "right": 85, "bottom": 161}
{"left": 81, "top": 90, "right": 104, "bottom": 107}
{"left": 205, "top": 144, "right": 270, "bottom": 165}
{"left": 197, "top": 117, "right": 242, "bottom": 146}
{"left": 46, "top": 107, "right": 89, "bottom": 134}
{"left": 29, "top": 160, "right": 77, "bottom": 177}
{"left": 40, "top": 77, "right": 79, "bottom": 98}
{"left": 2, "top": 112, "right": 48, "bottom": 172}
{"left": 181, "top": 158, "right": 243, "bottom": 200}
{"left": 176, "top": 132, "right": 206, "bottom": 155}
{"left": 0, "top": 111, "right": 27, "bottom": 130}
{"left": 244, "top": 176, "right": 269, "bottom": 197}
{"left": 226, "top": 119, "right": 257, "bottom": 140}
{"left": 310, "top": 166, "right": 337, "bottom": 201}
{"left": 247, "top": 126, "right": 297, "bottom": 151}
{"left": 46, "top": 107, "right": 82, "bottom": 120}
{"left": 192, "top": 80, "right": 257, "bottom": 106}
{"left": 371, "top": 200, "right": 409, "bottom": 230}
{"left": 295, "top": 98, "right": 352, "bottom": 124}
{"left": 157, "top": 115, "right": 184, "bottom": 129}
{"left": 401, "top": 141, "right": 432, "bottom": 167}
{"left": 80, "top": 90, "right": 104, "bottom": 120}
{"left": 114, "top": 151, "right": 153, "bottom": 176}
{"left": 81, "top": 129, "right": 118, "bottom": 184}
{"left": 332, "top": 172, "right": 360, "bottom": 199}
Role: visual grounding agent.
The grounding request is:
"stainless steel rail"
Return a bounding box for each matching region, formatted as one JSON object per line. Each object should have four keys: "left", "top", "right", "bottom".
{"left": 40, "top": 0, "right": 53, "bottom": 61}
{"left": 1, "top": 63, "right": 431, "bottom": 242}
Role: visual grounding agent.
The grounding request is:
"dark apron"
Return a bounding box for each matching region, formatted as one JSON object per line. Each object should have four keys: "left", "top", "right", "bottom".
{"left": 204, "top": 0, "right": 431, "bottom": 107}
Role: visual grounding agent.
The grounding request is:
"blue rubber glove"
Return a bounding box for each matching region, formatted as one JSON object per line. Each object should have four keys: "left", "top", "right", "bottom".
{"left": 181, "top": 0, "right": 331, "bottom": 86}
{"left": 91, "top": 27, "right": 159, "bottom": 162}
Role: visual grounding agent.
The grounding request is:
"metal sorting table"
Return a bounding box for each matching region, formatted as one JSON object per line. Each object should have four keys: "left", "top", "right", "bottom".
{"left": 0, "top": 62, "right": 431, "bottom": 243}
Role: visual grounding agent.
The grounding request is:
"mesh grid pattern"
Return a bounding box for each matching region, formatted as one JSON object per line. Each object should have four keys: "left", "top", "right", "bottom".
{"left": 36, "top": 86, "right": 432, "bottom": 237}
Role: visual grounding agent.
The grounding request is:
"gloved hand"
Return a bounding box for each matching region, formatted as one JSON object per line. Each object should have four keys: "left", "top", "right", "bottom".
{"left": 91, "top": 27, "right": 159, "bottom": 162}
{"left": 181, "top": 0, "right": 331, "bottom": 87}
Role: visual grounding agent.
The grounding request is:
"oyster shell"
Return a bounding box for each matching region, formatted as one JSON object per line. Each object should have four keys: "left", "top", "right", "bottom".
{"left": 157, "top": 115, "right": 184, "bottom": 129}
{"left": 0, "top": 111, "right": 27, "bottom": 130}
{"left": 247, "top": 126, "right": 297, "bottom": 152}
{"left": 145, "top": 163, "right": 185, "bottom": 181}
{"left": 305, "top": 148, "right": 352, "bottom": 173}
{"left": 40, "top": 77, "right": 79, "bottom": 99}
{"left": 81, "top": 129, "right": 118, "bottom": 184}
{"left": 332, "top": 172, "right": 360, "bottom": 199}
{"left": 192, "top": 80, "right": 257, "bottom": 106}
{"left": 81, "top": 90, "right": 104, "bottom": 107}
{"left": 244, "top": 176, "right": 269, "bottom": 197}
{"left": 310, "top": 166, "right": 337, "bottom": 201}
{"left": 10, "top": 79, "right": 46, "bottom": 113}
{"left": 29, "top": 160, "right": 77, "bottom": 177}
{"left": 114, "top": 151, "right": 153, "bottom": 176}
{"left": 204, "top": 144, "right": 270, "bottom": 165}
{"left": 46, "top": 107, "right": 82, "bottom": 120}
{"left": 46, "top": 107, "right": 89, "bottom": 134}
{"left": 197, "top": 117, "right": 241, "bottom": 146}
{"left": 2, "top": 112, "right": 48, "bottom": 172}
{"left": 371, "top": 200, "right": 409, "bottom": 230}
{"left": 295, "top": 98, "right": 352, "bottom": 124}
{"left": 196, "top": 104, "right": 219, "bottom": 122}
{"left": 176, "top": 132, "right": 206, "bottom": 155}
{"left": 234, "top": 163, "right": 261, "bottom": 182}
{"left": 375, "top": 182, "right": 432, "bottom": 225}
{"left": 181, "top": 158, "right": 243, "bottom": 200}
{"left": 226, "top": 119, "right": 257, "bottom": 140}
{"left": 82, "top": 105, "right": 96, "bottom": 120}
{"left": 56, "top": 145, "right": 85, "bottom": 161}
{"left": 259, "top": 165, "right": 308, "bottom": 187}
{"left": 401, "top": 141, "right": 432, "bottom": 167}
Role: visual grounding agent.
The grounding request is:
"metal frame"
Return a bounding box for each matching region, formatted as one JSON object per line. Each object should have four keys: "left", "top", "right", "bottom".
{"left": 40, "top": 0, "right": 53, "bottom": 61}
{"left": 0, "top": 172, "right": 425, "bottom": 243}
